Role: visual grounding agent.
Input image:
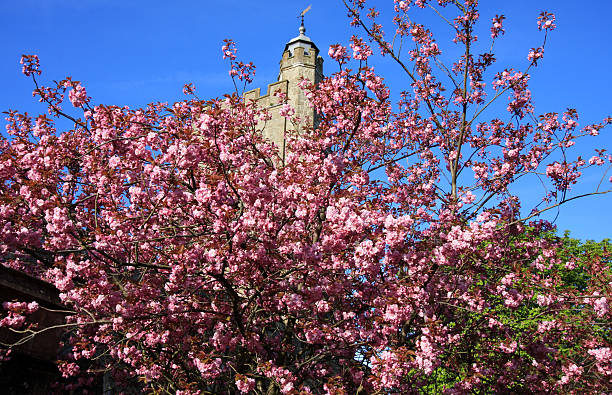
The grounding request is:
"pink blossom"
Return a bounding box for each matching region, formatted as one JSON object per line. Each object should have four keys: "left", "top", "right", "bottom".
{"left": 328, "top": 44, "right": 348, "bottom": 63}
{"left": 235, "top": 375, "right": 255, "bottom": 393}
{"left": 537, "top": 12, "right": 556, "bottom": 31}
{"left": 68, "top": 83, "right": 89, "bottom": 107}
{"left": 1, "top": 3, "right": 611, "bottom": 393}
{"left": 490, "top": 15, "right": 506, "bottom": 38}
{"left": 527, "top": 47, "right": 544, "bottom": 65}
{"left": 593, "top": 297, "right": 609, "bottom": 317}
{"left": 279, "top": 104, "right": 295, "bottom": 118}
{"left": 20, "top": 54, "right": 41, "bottom": 76}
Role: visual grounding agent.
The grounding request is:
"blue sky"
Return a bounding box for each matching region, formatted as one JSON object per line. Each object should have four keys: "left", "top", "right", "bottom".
{"left": 1, "top": 0, "right": 611, "bottom": 240}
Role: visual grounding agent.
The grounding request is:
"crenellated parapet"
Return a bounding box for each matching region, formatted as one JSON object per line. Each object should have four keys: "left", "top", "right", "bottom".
{"left": 280, "top": 45, "right": 321, "bottom": 69}
{"left": 244, "top": 80, "right": 288, "bottom": 108}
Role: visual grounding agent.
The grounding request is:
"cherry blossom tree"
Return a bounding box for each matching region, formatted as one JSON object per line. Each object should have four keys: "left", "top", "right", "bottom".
{"left": 2, "top": 0, "right": 612, "bottom": 393}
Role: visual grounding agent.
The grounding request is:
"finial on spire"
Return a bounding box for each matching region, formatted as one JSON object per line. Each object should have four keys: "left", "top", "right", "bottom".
{"left": 299, "top": 5, "right": 311, "bottom": 33}
{"left": 285, "top": 5, "right": 318, "bottom": 56}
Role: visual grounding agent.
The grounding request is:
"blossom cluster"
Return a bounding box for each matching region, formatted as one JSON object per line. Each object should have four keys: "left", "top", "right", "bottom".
{"left": 1, "top": 2, "right": 611, "bottom": 394}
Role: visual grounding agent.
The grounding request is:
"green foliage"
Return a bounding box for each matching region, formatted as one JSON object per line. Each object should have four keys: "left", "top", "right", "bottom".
{"left": 558, "top": 231, "right": 611, "bottom": 290}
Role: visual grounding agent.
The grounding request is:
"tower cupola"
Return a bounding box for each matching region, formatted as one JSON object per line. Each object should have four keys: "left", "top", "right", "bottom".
{"left": 284, "top": 21, "right": 319, "bottom": 57}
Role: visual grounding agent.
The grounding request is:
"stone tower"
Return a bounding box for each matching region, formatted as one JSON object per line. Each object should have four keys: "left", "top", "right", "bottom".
{"left": 244, "top": 21, "right": 323, "bottom": 160}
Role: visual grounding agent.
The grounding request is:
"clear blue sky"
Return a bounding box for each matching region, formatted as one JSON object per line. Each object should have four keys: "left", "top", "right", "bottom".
{"left": 1, "top": 0, "right": 611, "bottom": 241}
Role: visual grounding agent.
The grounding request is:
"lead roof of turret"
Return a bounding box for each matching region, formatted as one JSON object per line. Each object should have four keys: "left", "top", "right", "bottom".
{"left": 284, "top": 22, "right": 319, "bottom": 56}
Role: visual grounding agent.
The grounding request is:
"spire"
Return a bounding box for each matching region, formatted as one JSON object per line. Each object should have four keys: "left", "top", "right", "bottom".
{"left": 284, "top": 5, "right": 318, "bottom": 56}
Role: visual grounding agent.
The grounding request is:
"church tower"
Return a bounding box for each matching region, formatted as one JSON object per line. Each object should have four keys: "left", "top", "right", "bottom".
{"left": 244, "top": 20, "right": 323, "bottom": 160}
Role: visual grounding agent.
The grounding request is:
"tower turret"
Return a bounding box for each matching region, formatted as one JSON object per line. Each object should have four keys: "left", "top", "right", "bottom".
{"left": 279, "top": 21, "right": 324, "bottom": 111}
{"left": 244, "top": 18, "right": 323, "bottom": 160}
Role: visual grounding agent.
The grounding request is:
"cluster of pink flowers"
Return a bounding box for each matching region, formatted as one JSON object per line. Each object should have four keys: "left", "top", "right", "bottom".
{"left": 221, "top": 39, "right": 237, "bottom": 60}
{"left": 545, "top": 161, "right": 582, "bottom": 190}
{"left": 1, "top": 2, "right": 611, "bottom": 394}
{"left": 327, "top": 44, "right": 349, "bottom": 64}
{"left": 222, "top": 39, "right": 255, "bottom": 85}
{"left": 537, "top": 11, "right": 556, "bottom": 31}
{"left": 0, "top": 301, "right": 39, "bottom": 329}
{"left": 20, "top": 54, "right": 41, "bottom": 76}
{"left": 67, "top": 82, "right": 89, "bottom": 107}
{"left": 234, "top": 374, "right": 255, "bottom": 393}
{"left": 349, "top": 36, "right": 373, "bottom": 60}
{"left": 587, "top": 347, "right": 612, "bottom": 376}
{"left": 528, "top": 46, "right": 545, "bottom": 64}
{"left": 490, "top": 14, "right": 506, "bottom": 38}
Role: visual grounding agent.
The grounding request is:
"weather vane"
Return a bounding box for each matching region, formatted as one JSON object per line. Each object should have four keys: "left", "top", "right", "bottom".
{"left": 299, "top": 5, "right": 311, "bottom": 27}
